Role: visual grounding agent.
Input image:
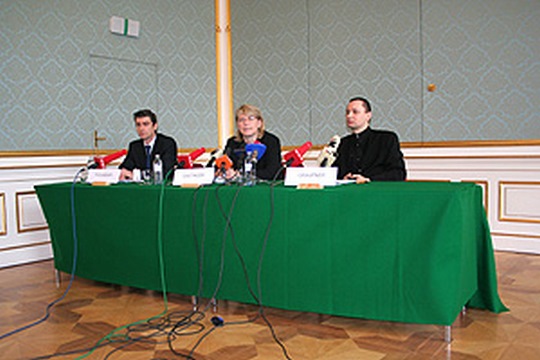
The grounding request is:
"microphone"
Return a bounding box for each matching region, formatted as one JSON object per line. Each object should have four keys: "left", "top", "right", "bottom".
{"left": 245, "top": 143, "right": 267, "bottom": 162}
{"left": 206, "top": 148, "right": 223, "bottom": 167}
{"left": 88, "top": 149, "right": 127, "bottom": 169}
{"left": 215, "top": 154, "right": 233, "bottom": 173}
{"left": 283, "top": 141, "right": 312, "bottom": 167}
{"left": 317, "top": 135, "right": 340, "bottom": 167}
{"left": 177, "top": 147, "right": 206, "bottom": 169}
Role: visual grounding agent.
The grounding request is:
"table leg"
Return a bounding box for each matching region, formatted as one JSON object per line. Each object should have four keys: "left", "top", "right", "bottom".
{"left": 54, "top": 269, "right": 61, "bottom": 288}
{"left": 444, "top": 325, "right": 452, "bottom": 343}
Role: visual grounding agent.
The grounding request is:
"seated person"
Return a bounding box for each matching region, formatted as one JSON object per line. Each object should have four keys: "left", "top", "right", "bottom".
{"left": 223, "top": 104, "right": 282, "bottom": 180}
{"left": 119, "top": 109, "right": 178, "bottom": 180}
{"left": 332, "top": 97, "right": 406, "bottom": 182}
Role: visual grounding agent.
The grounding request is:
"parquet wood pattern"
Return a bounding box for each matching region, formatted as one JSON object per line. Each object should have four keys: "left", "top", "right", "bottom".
{"left": 1, "top": 251, "right": 539, "bottom": 359}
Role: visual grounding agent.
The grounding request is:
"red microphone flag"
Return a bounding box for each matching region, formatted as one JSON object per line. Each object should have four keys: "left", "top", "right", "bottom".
{"left": 177, "top": 147, "right": 206, "bottom": 169}
{"left": 283, "top": 141, "right": 312, "bottom": 167}
{"left": 93, "top": 149, "right": 127, "bottom": 169}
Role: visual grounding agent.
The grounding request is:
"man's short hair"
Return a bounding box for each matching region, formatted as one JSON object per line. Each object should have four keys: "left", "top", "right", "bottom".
{"left": 133, "top": 109, "right": 157, "bottom": 125}
{"left": 348, "top": 97, "right": 372, "bottom": 113}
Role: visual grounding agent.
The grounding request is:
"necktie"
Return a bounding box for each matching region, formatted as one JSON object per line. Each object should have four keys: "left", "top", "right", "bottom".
{"left": 145, "top": 145, "right": 151, "bottom": 169}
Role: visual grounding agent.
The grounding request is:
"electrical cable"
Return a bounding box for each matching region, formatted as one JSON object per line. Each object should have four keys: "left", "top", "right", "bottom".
{"left": 30, "top": 169, "right": 290, "bottom": 359}
{"left": 165, "top": 186, "right": 210, "bottom": 360}
{"left": 180, "top": 184, "right": 243, "bottom": 359}
{"left": 31, "top": 169, "right": 210, "bottom": 360}
{"left": 214, "top": 185, "right": 262, "bottom": 311}
{"left": 256, "top": 181, "right": 293, "bottom": 360}
{"left": 272, "top": 164, "right": 287, "bottom": 183}
{"left": 31, "top": 310, "right": 206, "bottom": 360}
{"left": 203, "top": 185, "right": 242, "bottom": 311}
{"left": 0, "top": 168, "right": 84, "bottom": 341}
{"left": 164, "top": 183, "right": 248, "bottom": 359}
{"left": 184, "top": 182, "right": 292, "bottom": 360}
{"left": 75, "top": 168, "right": 175, "bottom": 359}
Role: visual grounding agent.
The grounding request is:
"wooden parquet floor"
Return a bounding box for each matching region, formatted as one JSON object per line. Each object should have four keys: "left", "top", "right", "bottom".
{"left": 1, "top": 251, "right": 539, "bottom": 360}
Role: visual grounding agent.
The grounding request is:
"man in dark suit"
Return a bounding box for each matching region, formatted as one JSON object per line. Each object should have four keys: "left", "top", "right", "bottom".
{"left": 119, "top": 109, "right": 177, "bottom": 181}
{"left": 332, "top": 97, "right": 406, "bottom": 182}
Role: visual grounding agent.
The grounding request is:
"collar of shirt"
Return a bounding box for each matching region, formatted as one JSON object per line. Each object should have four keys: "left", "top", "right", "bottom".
{"left": 145, "top": 135, "right": 157, "bottom": 154}
{"left": 354, "top": 127, "right": 370, "bottom": 141}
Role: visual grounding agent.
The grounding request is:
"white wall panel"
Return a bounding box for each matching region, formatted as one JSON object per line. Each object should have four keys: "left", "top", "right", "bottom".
{"left": 404, "top": 144, "right": 540, "bottom": 254}
{"left": 0, "top": 155, "right": 86, "bottom": 268}
{"left": 499, "top": 182, "right": 540, "bottom": 223}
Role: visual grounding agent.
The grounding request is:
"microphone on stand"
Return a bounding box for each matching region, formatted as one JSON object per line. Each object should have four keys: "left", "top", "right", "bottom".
{"left": 244, "top": 143, "right": 267, "bottom": 184}
{"left": 245, "top": 143, "right": 267, "bottom": 163}
{"left": 317, "top": 135, "right": 340, "bottom": 167}
{"left": 206, "top": 148, "right": 223, "bottom": 167}
{"left": 215, "top": 154, "right": 233, "bottom": 176}
{"left": 177, "top": 147, "right": 206, "bottom": 169}
{"left": 88, "top": 149, "right": 127, "bottom": 169}
{"left": 283, "top": 141, "right": 312, "bottom": 167}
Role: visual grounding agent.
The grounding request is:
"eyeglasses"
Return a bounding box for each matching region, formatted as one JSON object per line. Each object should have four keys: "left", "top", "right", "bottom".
{"left": 237, "top": 115, "right": 258, "bottom": 123}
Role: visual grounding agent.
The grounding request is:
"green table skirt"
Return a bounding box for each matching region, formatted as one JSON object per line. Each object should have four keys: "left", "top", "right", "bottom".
{"left": 35, "top": 181, "right": 507, "bottom": 326}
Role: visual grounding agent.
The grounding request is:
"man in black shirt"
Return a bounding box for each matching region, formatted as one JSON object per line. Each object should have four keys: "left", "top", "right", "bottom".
{"left": 332, "top": 97, "right": 406, "bottom": 182}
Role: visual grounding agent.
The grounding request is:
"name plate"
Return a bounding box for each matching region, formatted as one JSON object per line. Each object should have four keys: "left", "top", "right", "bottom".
{"left": 284, "top": 167, "right": 338, "bottom": 187}
{"left": 87, "top": 169, "right": 121, "bottom": 184}
{"left": 173, "top": 168, "right": 215, "bottom": 186}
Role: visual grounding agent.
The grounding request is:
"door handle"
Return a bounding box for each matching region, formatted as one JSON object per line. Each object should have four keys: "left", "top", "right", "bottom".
{"left": 93, "top": 130, "right": 106, "bottom": 149}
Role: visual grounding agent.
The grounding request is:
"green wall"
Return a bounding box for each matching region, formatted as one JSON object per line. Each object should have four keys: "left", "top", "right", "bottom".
{"left": 232, "top": 0, "right": 539, "bottom": 145}
{"left": 1, "top": 0, "right": 216, "bottom": 151}
{"left": 1, "top": 0, "right": 538, "bottom": 151}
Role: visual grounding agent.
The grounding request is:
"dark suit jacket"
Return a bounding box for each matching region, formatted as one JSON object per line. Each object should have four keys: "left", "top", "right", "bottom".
{"left": 224, "top": 131, "right": 282, "bottom": 180}
{"left": 333, "top": 127, "right": 406, "bottom": 181}
{"left": 119, "top": 133, "right": 178, "bottom": 177}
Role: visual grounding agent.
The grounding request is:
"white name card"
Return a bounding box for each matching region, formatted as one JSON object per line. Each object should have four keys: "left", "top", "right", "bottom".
{"left": 284, "top": 167, "right": 338, "bottom": 187}
{"left": 173, "top": 168, "right": 215, "bottom": 186}
{"left": 86, "top": 169, "right": 121, "bottom": 184}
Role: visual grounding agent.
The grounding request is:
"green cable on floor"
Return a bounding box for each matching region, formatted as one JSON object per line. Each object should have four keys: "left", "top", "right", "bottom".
{"left": 76, "top": 176, "right": 171, "bottom": 359}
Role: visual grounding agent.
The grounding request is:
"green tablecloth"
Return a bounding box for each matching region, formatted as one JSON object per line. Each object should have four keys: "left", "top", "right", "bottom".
{"left": 35, "top": 181, "right": 507, "bottom": 326}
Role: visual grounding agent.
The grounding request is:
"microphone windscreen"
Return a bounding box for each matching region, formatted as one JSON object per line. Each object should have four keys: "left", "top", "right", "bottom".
{"left": 177, "top": 155, "right": 190, "bottom": 169}
{"left": 101, "top": 149, "right": 127, "bottom": 164}
{"left": 283, "top": 141, "right": 312, "bottom": 167}
{"left": 297, "top": 141, "right": 313, "bottom": 156}
{"left": 317, "top": 135, "right": 340, "bottom": 167}
{"left": 245, "top": 143, "right": 267, "bottom": 160}
{"left": 328, "top": 135, "right": 340, "bottom": 149}
{"left": 189, "top": 147, "right": 206, "bottom": 161}
{"left": 90, "top": 149, "right": 127, "bottom": 169}
{"left": 215, "top": 155, "right": 233, "bottom": 170}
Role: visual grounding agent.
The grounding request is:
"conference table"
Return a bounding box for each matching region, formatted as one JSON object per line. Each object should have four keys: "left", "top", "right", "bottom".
{"left": 35, "top": 181, "right": 507, "bottom": 328}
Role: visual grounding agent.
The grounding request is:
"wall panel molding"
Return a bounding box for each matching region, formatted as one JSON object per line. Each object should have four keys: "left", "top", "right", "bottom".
{"left": 0, "top": 193, "right": 6, "bottom": 236}
{"left": 499, "top": 182, "right": 540, "bottom": 224}
{"left": 15, "top": 191, "right": 48, "bottom": 233}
